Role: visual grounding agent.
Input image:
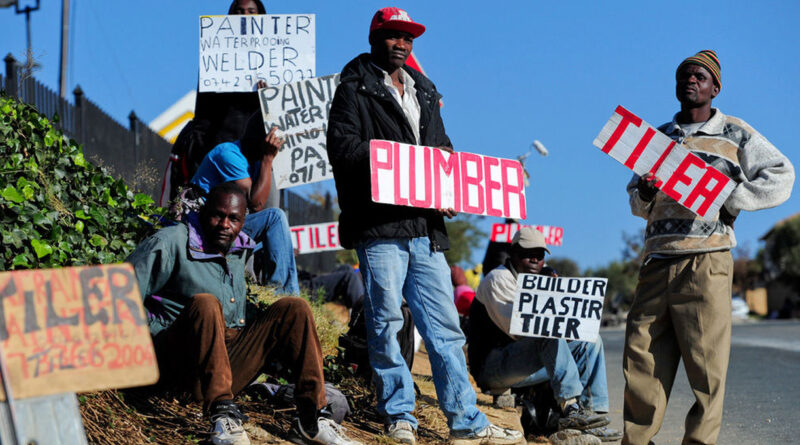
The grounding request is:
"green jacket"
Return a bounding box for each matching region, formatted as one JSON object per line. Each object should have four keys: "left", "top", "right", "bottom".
{"left": 126, "top": 213, "right": 255, "bottom": 336}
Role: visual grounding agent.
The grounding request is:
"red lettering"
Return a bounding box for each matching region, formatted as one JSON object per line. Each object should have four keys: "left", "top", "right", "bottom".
{"left": 290, "top": 227, "right": 303, "bottom": 251}
{"left": 433, "top": 148, "right": 460, "bottom": 211}
{"left": 393, "top": 142, "right": 407, "bottom": 206}
{"left": 460, "top": 153, "right": 485, "bottom": 214}
{"left": 684, "top": 167, "right": 731, "bottom": 217}
{"left": 602, "top": 106, "right": 643, "bottom": 154}
{"left": 328, "top": 224, "right": 338, "bottom": 248}
{"left": 409, "top": 145, "right": 433, "bottom": 208}
{"left": 483, "top": 157, "right": 502, "bottom": 217}
{"left": 315, "top": 227, "right": 327, "bottom": 248}
{"left": 553, "top": 227, "right": 564, "bottom": 246}
{"left": 501, "top": 159, "right": 526, "bottom": 219}
{"left": 490, "top": 223, "right": 506, "bottom": 242}
{"left": 308, "top": 227, "right": 315, "bottom": 249}
{"left": 661, "top": 153, "right": 706, "bottom": 202}
{"left": 625, "top": 128, "right": 656, "bottom": 169}
{"left": 370, "top": 140, "right": 394, "bottom": 203}
{"left": 648, "top": 140, "right": 677, "bottom": 188}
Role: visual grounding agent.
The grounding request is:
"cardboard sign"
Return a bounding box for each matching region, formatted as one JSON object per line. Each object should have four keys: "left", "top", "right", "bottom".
{"left": 490, "top": 223, "right": 563, "bottom": 246}
{"left": 290, "top": 222, "right": 343, "bottom": 254}
{"left": 510, "top": 275, "right": 606, "bottom": 342}
{"left": 259, "top": 73, "right": 340, "bottom": 188}
{"left": 370, "top": 140, "right": 527, "bottom": 219}
{"left": 0, "top": 264, "right": 158, "bottom": 400}
{"left": 593, "top": 106, "right": 735, "bottom": 220}
{"left": 199, "top": 14, "right": 316, "bottom": 92}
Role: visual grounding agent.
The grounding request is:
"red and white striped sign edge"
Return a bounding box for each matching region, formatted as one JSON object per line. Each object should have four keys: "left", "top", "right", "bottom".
{"left": 491, "top": 223, "right": 564, "bottom": 246}
{"left": 592, "top": 106, "right": 735, "bottom": 220}
{"left": 289, "top": 222, "right": 343, "bottom": 254}
{"left": 369, "top": 140, "right": 527, "bottom": 219}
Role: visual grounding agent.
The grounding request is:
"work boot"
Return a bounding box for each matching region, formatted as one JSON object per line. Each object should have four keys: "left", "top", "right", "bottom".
{"left": 548, "top": 429, "right": 601, "bottom": 445}
{"left": 558, "top": 403, "right": 610, "bottom": 431}
{"left": 584, "top": 426, "right": 623, "bottom": 442}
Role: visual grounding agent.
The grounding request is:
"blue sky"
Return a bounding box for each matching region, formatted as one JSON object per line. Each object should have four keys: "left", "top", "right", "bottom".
{"left": 2, "top": 0, "right": 798, "bottom": 270}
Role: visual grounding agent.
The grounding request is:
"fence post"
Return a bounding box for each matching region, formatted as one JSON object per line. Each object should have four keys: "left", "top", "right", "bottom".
{"left": 4, "top": 54, "right": 17, "bottom": 98}
{"left": 129, "top": 111, "right": 140, "bottom": 188}
{"left": 73, "top": 85, "right": 84, "bottom": 143}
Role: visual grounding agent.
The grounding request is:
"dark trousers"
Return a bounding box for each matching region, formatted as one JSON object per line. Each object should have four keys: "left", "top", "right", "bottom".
{"left": 153, "top": 294, "right": 326, "bottom": 415}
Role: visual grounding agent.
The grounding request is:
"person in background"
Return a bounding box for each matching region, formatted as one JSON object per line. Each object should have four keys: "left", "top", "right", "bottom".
{"left": 468, "top": 227, "right": 620, "bottom": 443}
{"left": 190, "top": 113, "right": 299, "bottom": 294}
{"left": 326, "top": 7, "right": 523, "bottom": 444}
{"left": 623, "top": 50, "right": 794, "bottom": 445}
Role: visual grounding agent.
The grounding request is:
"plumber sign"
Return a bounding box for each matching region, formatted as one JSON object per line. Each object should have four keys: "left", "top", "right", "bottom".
{"left": 510, "top": 275, "right": 607, "bottom": 343}
{"left": 199, "top": 14, "right": 316, "bottom": 92}
{"left": 370, "top": 140, "right": 527, "bottom": 219}
{"left": 593, "top": 106, "right": 735, "bottom": 220}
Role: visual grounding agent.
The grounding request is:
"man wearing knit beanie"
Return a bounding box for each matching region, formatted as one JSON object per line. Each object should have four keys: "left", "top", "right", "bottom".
{"left": 622, "top": 51, "right": 795, "bottom": 445}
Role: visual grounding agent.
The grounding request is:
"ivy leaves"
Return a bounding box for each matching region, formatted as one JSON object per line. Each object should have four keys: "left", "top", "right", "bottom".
{"left": 0, "top": 95, "right": 163, "bottom": 270}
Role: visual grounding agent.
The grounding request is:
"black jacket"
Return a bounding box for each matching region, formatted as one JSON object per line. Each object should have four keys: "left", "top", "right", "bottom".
{"left": 327, "top": 53, "right": 451, "bottom": 249}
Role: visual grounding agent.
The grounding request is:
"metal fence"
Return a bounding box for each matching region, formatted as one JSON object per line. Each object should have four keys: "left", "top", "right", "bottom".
{"left": 3, "top": 53, "right": 168, "bottom": 199}
{"left": 2, "top": 53, "right": 338, "bottom": 274}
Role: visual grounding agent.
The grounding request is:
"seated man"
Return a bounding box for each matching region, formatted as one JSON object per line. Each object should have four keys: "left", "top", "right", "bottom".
{"left": 468, "top": 227, "right": 621, "bottom": 442}
{"left": 190, "top": 113, "right": 298, "bottom": 294}
{"left": 127, "top": 183, "right": 359, "bottom": 445}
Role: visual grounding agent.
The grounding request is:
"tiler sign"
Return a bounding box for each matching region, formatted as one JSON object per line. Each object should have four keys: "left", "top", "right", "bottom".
{"left": 290, "top": 222, "right": 343, "bottom": 254}
{"left": 370, "top": 140, "right": 527, "bottom": 219}
{"left": 593, "top": 106, "right": 735, "bottom": 220}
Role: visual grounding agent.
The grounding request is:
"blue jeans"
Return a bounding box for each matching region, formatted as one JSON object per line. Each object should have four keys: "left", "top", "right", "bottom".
{"left": 356, "top": 237, "right": 489, "bottom": 434}
{"left": 242, "top": 208, "right": 299, "bottom": 295}
{"left": 478, "top": 337, "right": 609, "bottom": 412}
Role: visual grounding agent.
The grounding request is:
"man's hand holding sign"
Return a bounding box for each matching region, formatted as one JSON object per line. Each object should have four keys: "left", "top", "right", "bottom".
{"left": 593, "top": 105, "right": 736, "bottom": 220}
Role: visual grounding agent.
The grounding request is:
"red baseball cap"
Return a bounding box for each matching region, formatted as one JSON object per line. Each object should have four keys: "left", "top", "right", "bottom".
{"left": 369, "top": 7, "right": 426, "bottom": 38}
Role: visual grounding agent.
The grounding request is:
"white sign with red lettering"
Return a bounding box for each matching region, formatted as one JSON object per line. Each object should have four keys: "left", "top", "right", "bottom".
{"left": 290, "top": 222, "right": 343, "bottom": 254}
{"left": 592, "top": 106, "right": 736, "bottom": 220}
{"left": 490, "top": 223, "right": 563, "bottom": 246}
{"left": 369, "top": 140, "right": 527, "bottom": 219}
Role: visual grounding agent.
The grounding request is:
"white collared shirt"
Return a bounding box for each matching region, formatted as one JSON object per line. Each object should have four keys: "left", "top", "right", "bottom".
{"left": 373, "top": 63, "right": 421, "bottom": 144}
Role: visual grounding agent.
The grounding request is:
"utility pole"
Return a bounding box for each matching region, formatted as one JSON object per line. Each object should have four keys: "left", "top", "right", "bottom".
{"left": 59, "top": 0, "right": 70, "bottom": 98}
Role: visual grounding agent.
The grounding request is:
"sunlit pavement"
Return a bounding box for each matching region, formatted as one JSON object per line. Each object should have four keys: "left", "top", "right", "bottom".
{"left": 601, "top": 319, "right": 800, "bottom": 444}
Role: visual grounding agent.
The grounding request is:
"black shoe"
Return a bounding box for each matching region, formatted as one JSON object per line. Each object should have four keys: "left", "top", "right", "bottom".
{"left": 558, "top": 404, "right": 610, "bottom": 431}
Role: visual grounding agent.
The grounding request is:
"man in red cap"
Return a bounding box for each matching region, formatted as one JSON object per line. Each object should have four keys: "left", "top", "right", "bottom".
{"left": 623, "top": 50, "right": 794, "bottom": 445}
{"left": 327, "top": 7, "right": 524, "bottom": 445}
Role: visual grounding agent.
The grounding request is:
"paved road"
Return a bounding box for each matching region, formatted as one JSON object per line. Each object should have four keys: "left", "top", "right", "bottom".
{"left": 602, "top": 319, "right": 800, "bottom": 445}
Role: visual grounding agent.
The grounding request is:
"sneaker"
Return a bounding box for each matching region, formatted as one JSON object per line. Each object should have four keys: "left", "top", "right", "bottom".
{"left": 288, "top": 417, "right": 362, "bottom": 445}
{"left": 386, "top": 421, "right": 416, "bottom": 444}
{"left": 584, "top": 426, "right": 623, "bottom": 442}
{"left": 209, "top": 401, "right": 250, "bottom": 445}
{"left": 558, "top": 404, "right": 610, "bottom": 431}
{"left": 548, "top": 429, "right": 601, "bottom": 445}
{"left": 449, "top": 423, "right": 524, "bottom": 444}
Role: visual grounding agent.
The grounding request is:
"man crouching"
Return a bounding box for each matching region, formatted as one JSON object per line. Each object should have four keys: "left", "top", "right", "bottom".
{"left": 127, "top": 182, "right": 360, "bottom": 445}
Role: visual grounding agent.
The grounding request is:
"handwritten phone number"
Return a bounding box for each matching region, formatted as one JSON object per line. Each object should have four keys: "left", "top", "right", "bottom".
{"left": 203, "top": 68, "right": 315, "bottom": 89}
{"left": 9, "top": 341, "right": 156, "bottom": 379}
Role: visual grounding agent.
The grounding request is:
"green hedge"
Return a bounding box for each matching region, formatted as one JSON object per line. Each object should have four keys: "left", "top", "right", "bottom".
{"left": 0, "top": 94, "right": 163, "bottom": 270}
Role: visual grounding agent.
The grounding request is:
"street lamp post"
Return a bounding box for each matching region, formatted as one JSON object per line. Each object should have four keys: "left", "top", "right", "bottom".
{"left": 0, "top": 0, "right": 42, "bottom": 77}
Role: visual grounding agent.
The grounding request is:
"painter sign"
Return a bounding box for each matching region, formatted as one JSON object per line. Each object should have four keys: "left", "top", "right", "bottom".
{"left": 289, "top": 222, "right": 343, "bottom": 254}
{"left": 0, "top": 264, "right": 158, "bottom": 400}
{"left": 370, "top": 140, "right": 527, "bottom": 219}
{"left": 490, "top": 223, "right": 563, "bottom": 246}
{"left": 199, "top": 14, "right": 316, "bottom": 92}
{"left": 510, "top": 275, "right": 606, "bottom": 343}
{"left": 259, "top": 73, "right": 339, "bottom": 188}
{"left": 593, "top": 106, "right": 735, "bottom": 220}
